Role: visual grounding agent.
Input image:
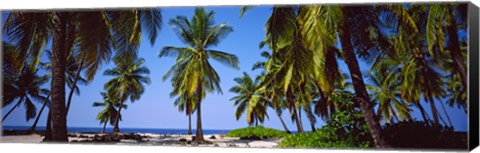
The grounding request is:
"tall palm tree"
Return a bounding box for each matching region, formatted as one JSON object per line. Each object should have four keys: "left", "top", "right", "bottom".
{"left": 104, "top": 58, "right": 151, "bottom": 133}
{"left": 169, "top": 84, "right": 198, "bottom": 135}
{"left": 3, "top": 9, "right": 162, "bottom": 141}
{"left": 93, "top": 92, "right": 126, "bottom": 133}
{"left": 2, "top": 68, "right": 50, "bottom": 123}
{"left": 230, "top": 72, "right": 269, "bottom": 126}
{"left": 159, "top": 7, "right": 239, "bottom": 143}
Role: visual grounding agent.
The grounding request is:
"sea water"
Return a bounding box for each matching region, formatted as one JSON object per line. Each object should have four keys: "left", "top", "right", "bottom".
{"left": 2, "top": 126, "right": 231, "bottom": 134}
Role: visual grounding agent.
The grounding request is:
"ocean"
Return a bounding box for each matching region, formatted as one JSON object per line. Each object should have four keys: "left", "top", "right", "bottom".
{"left": 2, "top": 126, "right": 231, "bottom": 134}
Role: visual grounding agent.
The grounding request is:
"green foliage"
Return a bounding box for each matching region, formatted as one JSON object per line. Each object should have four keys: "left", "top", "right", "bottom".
{"left": 279, "top": 90, "right": 374, "bottom": 148}
{"left": 383, "top": 120, "right": 467, "bottom": 149}
{"left": 278, "top": 128, "right": 360, "bottom": 148}
{"left": 225, "top": 126, "right": 289, "bottom": 139}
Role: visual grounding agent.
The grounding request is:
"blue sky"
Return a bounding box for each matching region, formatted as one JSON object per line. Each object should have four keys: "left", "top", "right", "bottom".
{"left": 1, "top": 6, "right": 467, "bottom": 131}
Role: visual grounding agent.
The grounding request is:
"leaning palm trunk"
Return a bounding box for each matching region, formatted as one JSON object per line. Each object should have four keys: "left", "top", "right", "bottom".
{"left": 2, "top": 97, "right": 23, "bottom": 123}
{"left": 287, "top": 90, "right": 304, "bottom": 133}
{"left": 50, "top": 12, "right": 69, "bottom": 141}
{"left": 66, "top": 56, "right": 86, "bottom": 116}
{"left": 188, "top": 114, "right": 192, "bottom": 135}
{"left": 426, "top": 93, "right": 440, "bottom": 126}
{"left": 297, "top": 107, "right": 304, "bottom": 130}
{"left": 276, "top": 111, "right": 291, "bottom": 133}
{"left": 437, "top": 97, "right": 454, "bottom": 127}
{"left": 29, "top": 94, "right": 51, "bottom": 132}
{"left": 43, "top": 110, "right": 53, "bottom": 141}
{"left": 195, "top": 87, "right": 205, "bottom": 143}
{"left": 339, "top": 9, "right": 390, "bottom": 148}
{"left": 102, "top": 119, "right": 108, "bottom": 133}
{"left": 113, "top": 101, "right": 124, "bottom": 133}
{"left": 414, "top": 100, "right": 431, "bottom": 123}
{"left": 447, "top": 22, "right": 467, "bottom": 87}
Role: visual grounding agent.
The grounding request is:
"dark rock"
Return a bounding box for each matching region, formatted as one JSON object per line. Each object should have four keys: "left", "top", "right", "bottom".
{"left": 228, "top": 143, "right": 237, "bottom": 147}
{"left": 179, "top": 138, "right": 187, "bottom": 142}
{"left": 209, "top": 135, "right": 216, "bottom": 139}
{"left": 187, "top": 141, "right": 192, "bottom": 144}
{"left": 191, "top": 136, "right": 196, "bottom": 141}
{"left": 79, "top": 135, "right": 89, "bottom": 138}
{"left": 214, "top": 144, "right": 219, "bottom": 147}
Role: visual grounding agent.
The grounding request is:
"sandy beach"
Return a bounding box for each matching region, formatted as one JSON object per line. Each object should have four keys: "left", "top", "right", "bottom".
{"left": 0, "top": 133, "right": 283, "bottom": 148}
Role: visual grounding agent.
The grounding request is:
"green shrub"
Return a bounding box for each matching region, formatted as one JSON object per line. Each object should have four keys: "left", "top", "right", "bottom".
{"left": 278, "top": 128, "right": 357, "bottom": 148}
{"left": 225, "top": 126, "right": 289, "bottom": 139}
{"left": 278, "top": 90, "right": 374, "bottom": 148}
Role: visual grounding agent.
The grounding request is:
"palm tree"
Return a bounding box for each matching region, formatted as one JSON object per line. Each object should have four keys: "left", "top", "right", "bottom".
{"left": 425, "top": 4, "right": 468, "bottom": 87}
{"left": 297, "top": 5, "right": 392, "bottom": 147}
{"left": 159, "top": 7, "right": 239, "bottom": 143}
{"left": 230, "top": 72, "right": 269, "bottom": 126}
{"left": 3, "top": 9, "right": 162, "bottom": 141}
{"left": 42, "top": 50, "right": 88, "bottom": 116}
{"left": 385, "top": 4, "right": 454, "bottom": 127}
{"left": 365, "top": 71, "right": 413, "bottom": 124}
{"left": 28, "top": 94, "right": 50, "bottom": 132}
{"left": 93, "top": 92, "right": 126, "bottom": 133}
{"left": 260, "top": 7, "right": 312, "bottom": 133}
{"left": 104, "top": 58, "right": 151, "bottom": 133}
{"left": 2, "top": 68, "right": 50, "bottom": 123}
{"left": 169, "top": 83, "right": 198, "bottom": 135}
{"left": 251, "top": 52, "right": 291, "bottom": 133}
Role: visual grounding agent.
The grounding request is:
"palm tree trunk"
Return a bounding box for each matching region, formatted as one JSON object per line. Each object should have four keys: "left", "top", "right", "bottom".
{"left": 415, "top": 100, "right": 430, "bottom": 123}
{"left": 43, "top": 110, "right": 53, "bottom": 141}
{"left": 423, "top": 70, "right": 440, "bottom": 126}
{"left": 305, "top": 107, "right": 317, "bottom": 132}
{"left": 287, "top": 90, "right": 304, "bottom": 133}
{"left": 29, "top": 94, "right": 50, "bottom": 132}
{"left": 297, "top": 107, "right": 304, "bottom": 129}
{"left": 113, "top": 101, "right": 124, "bottom": 133}
{"left": 437, "top": 98, "right": 454, "bottom": 128}
{"left": 50, "top": 12, "right": 69, "bottom": 141}
{"left": 102, "top": 120, "right": 107, "bottom": 133}
{"left": 425, "top": 92, "right": 449, "bottom": 127}
{"left": 188, "top": 114, "right": 192, "bottom": 135}
{"left": 339, "top": 8, "right": 390, "bottom": 148}
{"left": 195, "top": 87, "right": 205, "bottom": 143}
{"left": 276, "top": 111, "right": 291, "bottom": 133}
{"left": 447, "top": 22, "right": 467, "bottom": 87}
{"left": 66, "top": 56, "right": 86, "bottom": 116}
{"left": 391, "top": 107, "right": 400, "bottom": 123}
{"left": 2, "top": 97, "right": 23, "bottom": 123}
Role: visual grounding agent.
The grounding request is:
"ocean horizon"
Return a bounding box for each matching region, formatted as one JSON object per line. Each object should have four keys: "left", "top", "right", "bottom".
{"left": 1, "top": 126, "right": 233, "bottom": 134}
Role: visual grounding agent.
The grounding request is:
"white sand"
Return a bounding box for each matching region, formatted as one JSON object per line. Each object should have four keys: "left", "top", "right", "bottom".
{"left": 0, "top": 134, "right": 43, "bottom": 143}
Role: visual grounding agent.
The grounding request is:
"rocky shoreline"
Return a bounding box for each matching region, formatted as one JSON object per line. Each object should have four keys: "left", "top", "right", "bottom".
{"left": 1, "top": 131, "right": 283, "bottom": 148}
